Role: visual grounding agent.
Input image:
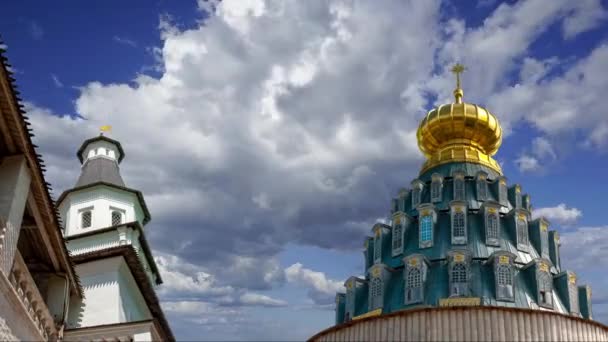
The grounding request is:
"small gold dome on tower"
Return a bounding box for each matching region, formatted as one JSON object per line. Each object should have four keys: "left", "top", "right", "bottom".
{"left": 416, "top": 64, "right": 503, "bottom": 174}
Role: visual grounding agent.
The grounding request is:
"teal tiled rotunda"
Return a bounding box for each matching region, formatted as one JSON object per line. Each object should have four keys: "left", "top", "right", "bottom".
{"left": 333, "top": 65, "right": 593, "bottom": 325}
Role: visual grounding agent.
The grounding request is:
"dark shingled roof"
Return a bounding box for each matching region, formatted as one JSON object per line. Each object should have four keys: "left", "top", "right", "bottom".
{"left": 77, "top": 135, "right": 125, "bottom": 164}
{"left": 75, "top": 157, "right": 125, "bottom": 187}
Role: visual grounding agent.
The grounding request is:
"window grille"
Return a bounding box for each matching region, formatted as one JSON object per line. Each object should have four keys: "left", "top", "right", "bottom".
{"left": 451, "top": 263, "right": 468, "bottom": 297}
{"left": 392, "top": 223, "right": 402, "bottom": 254}
{"left": 111, "top": 211, "right": 122, "bottom": 226}
{"left": 487, "top": 212, "right": 499, "bottom": 241}
{"left": 452, "top": 263, "right": 467, "bottom": 283}
{"left": 370, "top": 277, "right": 383, "bottom": 310}
{"left": 453, "top": 211, "right": 466, "bottom": 238}
{"left": 497, "top": 265, "right": 512, "bottom": 285}
{"left": 420, "top": 216, "right": 433, "bottom": 244}
{"left": 81, "top": 211, "right": 92, "bottom": 228}
{"left": 405, "top": 267, "right": 423, "bottom": 304}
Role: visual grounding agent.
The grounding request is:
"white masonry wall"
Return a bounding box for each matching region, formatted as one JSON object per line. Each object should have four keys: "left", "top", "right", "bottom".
{"left": 67, "top": 256, "right": 152, "bottom": 328}
{"left": 59, "top": 186, "right": 146, "bottom": 236}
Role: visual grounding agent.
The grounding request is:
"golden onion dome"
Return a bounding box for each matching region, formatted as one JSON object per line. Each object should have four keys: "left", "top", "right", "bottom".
{"left": 416, "top": 64, "right": 503, "bottom": 174}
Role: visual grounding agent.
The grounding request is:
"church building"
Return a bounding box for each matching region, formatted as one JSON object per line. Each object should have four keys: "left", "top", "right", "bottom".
{"left": 0, "top": 41, "right": 173, "bottom": 341}
{"left": 310, "top": 65, "right": 608, "bottom": 341}
{"left": 57, "top": 134, "right": 173, "bottom": 340}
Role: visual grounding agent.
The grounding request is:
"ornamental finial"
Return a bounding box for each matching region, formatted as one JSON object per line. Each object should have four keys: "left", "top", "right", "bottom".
{"left": 450, "top": 63, "right": 466, "bottom": 104}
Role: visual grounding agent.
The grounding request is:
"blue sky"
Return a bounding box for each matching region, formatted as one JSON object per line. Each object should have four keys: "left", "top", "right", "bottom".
{"left": 2, "top": 0, "right": 608, "bottom": 340}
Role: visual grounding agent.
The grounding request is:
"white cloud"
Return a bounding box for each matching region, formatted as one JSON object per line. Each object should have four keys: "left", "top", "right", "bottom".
{"left": 561, "top": 0, "right": 607, "bottom": 39}
{"left": 285, "top": 263, "right": 343, "bottom": 305}
{"left": 532, "top": 203, "right": 582, "bottom": 226}
{"left": 515, "top": 154, "right": 540, "bottom": 172}
{"left": 239, "top": 292, "right": 287, "bottom": 307}
{"left": 51, "top": 74, "right": 63, "bottom": 88}
{"left": 113, "top": 35, "right": 138, "bottom": 47}
{"left": 28, "top": 21, "right": 44, "bottom": 40}
{"left": 515, "top": 137, "right": 557, "bottom": 173}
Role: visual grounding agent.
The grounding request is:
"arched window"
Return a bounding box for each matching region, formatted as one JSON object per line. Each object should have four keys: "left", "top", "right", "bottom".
{"left": 496, "top": 264, "right": 514, "bottom": 301}
{"left": 498, "top": 180, "right": 508, "bottom": 205}
{"left": 497, "top": 265, "right": 512, "bottom": 285}
{"left": 374, "top": 234, "right": 382, "bottom": 264}
{"left": 412, "top": 187, "right": 422, "bottom": 207}
{"left": 538, "top": 272, "right": 553, "bottom": 307}
{"left": 453, "top": 175, "right": 465, "bottom": 200}
{"left": 405, "top": 267, "right": 423, "bottom": 304}
{"left": 517, "top": 217, "right": 529, "bottom": 247}
{"left": 392, "top": 221, "right": 403, "bottom": 256}
{"left": 81, "top": 211, "right": 92, "bottom": 229}
{"left": 370, "top": 277, "right": 384, "bottom": 310}
{"left": 450, "top": 263, "right": 468, "bottom": 296}
{"left": 453, "top": 211, "right": 466, "bottom": 238}
{"left": 477, "top": 178, "right": 488, "bottom": 201}
{"left": 486, "top": 211, "right": 499, "bottom": 243}
{"left": 420, "top": 215, "right": 433, "bottom": 247}
{"left": 111, "top": 211, "right": 122, "bottom": 226}
{"left": 431, "top": 175, "right": 442, "bottom": 203}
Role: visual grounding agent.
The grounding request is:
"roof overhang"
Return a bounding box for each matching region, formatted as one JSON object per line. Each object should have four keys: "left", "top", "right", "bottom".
{"left": 70, "top": 245, "right": 174, "bottom": 341}
{"left": 65, "top": 221, "right": 162, "bottom": 284}
{"left": 0, "top": 44, "right": 82, "bottom": 297}
{"left": 56, "top": 182, "right": 151, "bottom": 225}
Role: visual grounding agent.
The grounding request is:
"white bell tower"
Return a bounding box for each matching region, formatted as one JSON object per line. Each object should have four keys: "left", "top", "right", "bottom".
{"left": 57, "top": 133, "right": 173, "bottom": 341}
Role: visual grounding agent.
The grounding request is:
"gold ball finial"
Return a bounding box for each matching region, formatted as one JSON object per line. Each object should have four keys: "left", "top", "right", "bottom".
{"left": 450, "top": 63, "right": 466, "bottom": 104}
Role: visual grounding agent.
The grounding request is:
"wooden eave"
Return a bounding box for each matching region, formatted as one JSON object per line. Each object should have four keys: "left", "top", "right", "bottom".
{"left": 0, "top": 41, "right": 82, "bottom": 297}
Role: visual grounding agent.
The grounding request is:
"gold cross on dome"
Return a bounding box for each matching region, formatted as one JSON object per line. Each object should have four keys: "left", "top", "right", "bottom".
{"left": 450, "top": 63, "right": 466, "bottom": 89}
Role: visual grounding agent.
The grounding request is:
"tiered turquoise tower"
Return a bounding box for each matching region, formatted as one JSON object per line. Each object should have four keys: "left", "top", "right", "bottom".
{"left": 334, "top": 65, "right": 593, "bottom": 325}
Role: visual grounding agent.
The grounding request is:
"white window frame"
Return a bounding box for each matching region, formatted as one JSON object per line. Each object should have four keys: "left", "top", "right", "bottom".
{"left": 369, "top": 270, "right": 384, "bottom": 311}
{"left": 418, "top": 206, "right": 435, "bottom": 249}
{"left": 568, "top": 275, "right": 579, "bottom": 314}
{"left": 430, "top": 174, "right": 443, "bottom": 203}
{"left": 514, "top": 185, "right": 522, "bottom": 208}
{"left": 374, "top": 231, "right": 382, "bottom": 264}
{"left": 495, "top": 259, "right": 514, "bottom": 301}
{"left": 485, "top": 206, "right": 500, "bottom": 246}
{"left": 345, "top": 280, "right": 355, "bottom": 321}
{"left": 411, "top": 181, "right": 423, "bottom": 208}
{"left": 453, "top": 172, "right": 465, "bottom": 200}
{"left": 538, "top": 269, "right": 553, "bottom": 308}
{"left": 516, "top": 213, "right": 529, "bottom": 251}
{"left": 476, "top": 172, "right": 488, "bottom": 201}
{"left": 450, "top": 262, "right": 469, "bottom": 297}
{"left": 450, "top": 203, "right": 467, "bottom": 245}
{"left": 498, "top": 178, "right": 508, "bottom": 206}
{"left": 392, "top": 215, "right": 406, "bottom": 257}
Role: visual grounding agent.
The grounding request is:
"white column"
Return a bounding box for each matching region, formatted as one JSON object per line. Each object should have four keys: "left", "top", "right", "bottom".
{"left": 0, "top": 155, "right": 31, "bottom": 275}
